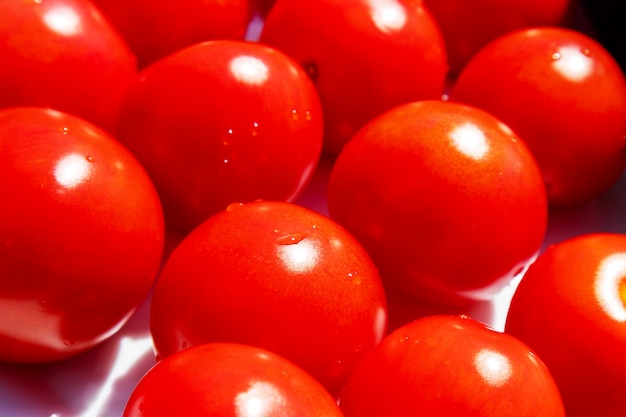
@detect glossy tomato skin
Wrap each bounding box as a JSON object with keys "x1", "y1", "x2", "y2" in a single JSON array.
[
  {"x1": 505, "y1": 233, "x2": 626, "y2": 417},
  {"x1": 90, "y1": 0, "x2": 250, "y2": 68},
  {"x1": 260, "y1": 0, "x2": 448, "y2": 156},
  {"x1": 150, "y1": 200, "x2": 387, "y2": 395},
  {"x1": 423, "y1": 0, "x2": 575, "y2": 76},
  {"x1": 338, "y1": 315, "x2": 565, "y2": 416},
  {"x1": 451, "y1": 27, "x2": 626, "y2": 207},
  {"x1": 123, "y1": 343, "x2": 345, "y2": 417},
  {"x1": 0, "y1": 107, "x2": 164, "y2": 364},
  {"x1": 0, "y1": 0, "x2": 137, "y2": 133},
  {"x1": 116, "y1": 40, "x2": 324, "y2": 236},
  {"x1": 327, "y1": 100, "x2": 547, "y2": 305}
]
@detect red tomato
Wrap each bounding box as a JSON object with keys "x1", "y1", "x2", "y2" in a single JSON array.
[
  {"x1": 327, "y1": 100, "x2": 547, "y2": 305},
  {"x1": 90, "y1": 0, "x2": 250, "y2": 68},
  {"x1": 338, "y1": 315, "x2": 565, "y2": 416},
  {"x1": 423, "y1": 0, "x2": 575, "y2": 76},
  {"x1": 115, "y1": 40, "x2": 324, "y2": 236},
  {"x1": 0, "y1": 0, "x2": 137, "y2": 133},
  {"x1": 0, "y1": 107, "x2": 164, "y2": 364},
  {"x1": 149, "y1": 200, "x2": 387, "y2": 395},
  {"x1": 260, "y1": 0, "x2": 448, "y2": 156},
  {"x1": 505, "y1": 233, "x2": 626, "y2": 417},
  {"x1": 450, "y1": 27, "x2": 626, "y2": 206},
  {"x1": 123, "y1": 343, "x2": 345, "y2": 417}
]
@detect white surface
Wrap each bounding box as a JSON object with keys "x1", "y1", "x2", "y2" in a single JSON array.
[{"x1": 2, "y1": 155, "x2": 626, "y2": 416}]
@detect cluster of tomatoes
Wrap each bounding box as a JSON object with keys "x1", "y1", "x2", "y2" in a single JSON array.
[{"x1": 1, "y1": 0, "x2": 625, "y2": 416}]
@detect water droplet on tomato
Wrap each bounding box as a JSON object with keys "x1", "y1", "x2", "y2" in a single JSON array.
[
  {"x1": 275, "y1": 232, "x2": 309, "y2": 245},
  {"x1": 551, "y1": 52, "x2": 561, "y2": 61},
  {"x1": 329, "y1": 359, "x2": 346, "y2": 377},
  {"x1": 62, "y1": 127, "x2": 69, "y2": 135},
  {"x1": 581, "y1": 48, "x2": 591, "y2": 56},
  {"x1": 304, "y1": 110, "x2": 312, "y2": 121},
  {"x1": 85, "y1": 155, "x2": 94, "y2": 163},
  {"x1": 226, "y1": 202, "x2": 245, "y2": 212},
  {"x1": 251, "y1": 121, "x2": 259, "y2": 136},
  {"x1": 347, "y1": 271, "x2": 362, "y2": 286},
  {"x1": 291, "y1": 109, "x2": 299, "y2": 121}
]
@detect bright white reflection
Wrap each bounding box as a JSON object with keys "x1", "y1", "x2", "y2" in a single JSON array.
[
  {"x1": 43, "y1": 6, "x2": 82, "y2": 36},
  {"x1": 235, "y1": 381, "x2": 286, "y2": 417},
  {"x1": 594, "y1": 253, "x2": 626, "y2": 322},
  {"x1": 54, "y1": 153, "x2": 93, "y2": 189},
  {"x1": 450, "y1": 123, "x2": 489, "y2": 160},
  {"x1": 80, "y1": 335, "x2": 153, "y2": 417},
  {"x1": 552, "y1": 46, "x2": 593, "y2": 82},
  {"x1": 474, "y1": 349, "x2": 512, "y2": 387},
  {"x1": 276, "y1": 236, "x2": 320, "y2": 274},
  {"x1": 230, "y1": 56, "x2": 269, "y2": 85},
  {"x1": 368, "y1": 0, "x2": 407, "y2": 34}
]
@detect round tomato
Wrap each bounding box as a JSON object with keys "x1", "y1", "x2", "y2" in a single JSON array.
[
  {"x1": 90, "y1": 0, "x2": 250, "y2": 68},
  {"x1": 123, "y1": 343, "x2": 345, "y2": 417},
  {"x1": 505, "y1": 233, "x2": 626, "y2": 417},
  {"x1": 260, "y1": 0, "x2": 448, "y2": 156},
  {"x1": 450, "y1": 27, "x2": 626, "y2": 207},
  {"x1": 423, "y1": 0, "x2": 575, "y2": 76},
  {"x1": 0, "y1": 107, "x2": 164, "y2": 364},
  {"x1": 327, "y1": 100, "x2": 547, "y2": 305},
  {"x1": 115, "y1": 39, "x2": 324, "y2": 236},
  {"x1": 149, "y1": 200, "x2": 387, "y2": 396},
  {"x1": 0, "y1": 0, "x2": 137, "y2": 133},
  {"x1": 338, "y1": 315, "x2": 565, "y2": 416}
]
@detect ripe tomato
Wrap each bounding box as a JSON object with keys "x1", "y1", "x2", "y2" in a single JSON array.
[
  {"x1": 149, "y1": 200, "x2": 387, "y2": 396},
  {"x1": 423, "y1": 0, "x2": 575, "y2": 76},
  {"x1": 0, "y1": 0, "x2": 137, "y2": 133},
  {"x1": 115, "y1": 40, "x2": 324, "y2": 236},
  {"x1": 123, "y1": 343, "x2": 345, "y2": 417},
  {"x1": 327, "y1": 100, "x2": 547, "y2": 305},
  {"x1": 0, "y1": 107, "x2": 164, "y2": 364},
  {"x1": 338, "y1": 315, "x2": 565, "y2": 416},
  {"x1": 505, "y1": 233, "x2": 626, "y2": 417},
  {"x1": 90, "y1": 0, "x2": 250, "y2": 68},
  {"x1": 260, "y1": 0, "x2": 448, "y2": 156},
  {"x1": 450, "y1": 27, "x2": 626, "y2": 207}
]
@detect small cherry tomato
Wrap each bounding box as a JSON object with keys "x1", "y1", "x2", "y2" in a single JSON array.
[
  {"x1": 90, "y1": 0, "x2": 251, "y2": 68},
  {"x1": 123, "y1": 343, "x2": 345, "y2": 417},
  {"x1": 0, "y1": 107, "x2": 164, "y2": 364},
  {"x1": 423, "y1": 0, "x2": 575, "y2": 76},
  {"x1": 338, "y1": 315, "x2": 565, "y2": 416},
  {"x1": 115, "y1": 40, "x2": 324, "y2": 236},
  {"x1": 327, "y1": 100, "x2": 547, "y2": 305},
  {"x1": 450, "y1": 27, "x2": 626, "y2": 206},
  {"x1": 260, "y1": 0, "x2": 448, "y2": 156},
  {"x1": 0, "y1": 0, "x2": 137, "y2": 132},
  {"x1": 149, "y1": 200, "x2": 387, "y2": 395},
  {"x1": 505, "y1": 233, "x2": 626, "y2": 417}
]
